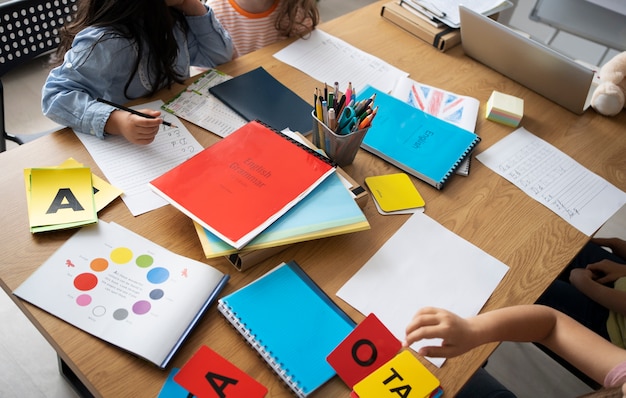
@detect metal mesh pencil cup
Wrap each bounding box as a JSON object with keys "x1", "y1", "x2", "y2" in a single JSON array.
[{"x1": 311, "y1": 110, "x2": 369, "y2": 167}]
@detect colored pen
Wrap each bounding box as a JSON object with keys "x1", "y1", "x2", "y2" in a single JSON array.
[
  {"x1": 96, "y1": 97, "x2": 177, "y2": 128},
  {"x1": 345, "y1": 82, "x2": 353, "y2": 105},
  {"x1": 358, "y1": 106, "x2": 378, "y2": 129},
  {"x1": 328, "y1": 108, "x2": 336, "y2": 131},
  {"x1": 315, "y1": 89, "x2": 324, "y2": 121}
]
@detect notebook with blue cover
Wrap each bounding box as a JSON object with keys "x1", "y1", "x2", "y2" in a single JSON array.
[
  {"x1": 217, "y1": 260, "x2": 355, "y2": 397},
  {"x1": 358, "y1": 85, "x2": 481, "y2": 189}
]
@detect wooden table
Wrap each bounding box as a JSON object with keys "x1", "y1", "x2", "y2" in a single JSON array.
[{"x1": 1, "y1": 1, "x2": 625, "y2": 396}]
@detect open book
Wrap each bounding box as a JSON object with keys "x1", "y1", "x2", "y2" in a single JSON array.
[{"x1": 13, "y1": 221, "x2": 229, "y2": 368}]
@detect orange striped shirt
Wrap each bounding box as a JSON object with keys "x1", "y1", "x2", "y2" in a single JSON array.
[{"x1": 207, "y1": 0, "x2": 312, "y2": 57}]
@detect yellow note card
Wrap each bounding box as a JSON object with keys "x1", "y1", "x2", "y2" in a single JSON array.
[
  {"x1": 365, "y1": 173, "x2": 425, "y2": 214},
  {"x1": 25, "y1": 158, "x2": 123, "y2": 214},
  {"x1": 57, "y1": 158, "x2": 123, "y2": 211},
  {"x1": 353, "y1": 350, "x2": 440, "y2": 398},
  {"x1": 28, "y1": 167, "x2": 97, "y2": 232}
]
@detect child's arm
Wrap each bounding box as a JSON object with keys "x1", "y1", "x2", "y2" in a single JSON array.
[
  {"x1": 593, "y1": 237, "x2": 626, "y2": 260},
  {"x1": 570, "y1": 262, "x2": 626, "y2": 315},
  {"x1": 404, "y1": 305, "x2": 626, "y2": 385}
]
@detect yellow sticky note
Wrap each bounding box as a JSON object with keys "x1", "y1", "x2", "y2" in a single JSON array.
[
  {"x1": 365, "y1": 173, "x2": 425, "y2": 214},
  {"x1": 58, "y1": 158, "x2": 123, "y2": 211},
  {"x1": 25, "y1": 158, "x2": 123, "y2": 214},
  {"x1": 28, "y1": 167, "x2": 97, "y2": 232},
  {"x1": 353, "y1": 350, "x2": 440, "y2": 398}
]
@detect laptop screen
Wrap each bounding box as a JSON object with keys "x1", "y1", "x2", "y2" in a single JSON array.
[{"x1": 459, "y1": 5, "x2": 594, "y2": 114}]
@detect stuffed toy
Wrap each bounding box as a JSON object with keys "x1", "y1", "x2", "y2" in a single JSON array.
[{"x1": 590, "y1": 51, "x2": 626, "y2": 116}]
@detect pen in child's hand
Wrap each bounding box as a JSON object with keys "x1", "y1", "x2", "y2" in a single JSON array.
[{"x1": 96, "y1": 97, "x2": 178, "y2": 128}]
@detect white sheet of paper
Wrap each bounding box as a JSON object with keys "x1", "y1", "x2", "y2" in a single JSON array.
[
  {"x1": 336, "y1": 212, "x2": 509, "y2": 367},
  {"x1": 273, "y1": 29, "x2": 409, "y2": 94},
  {"x1": 75, "y1": 100, "x2": 204, "y2": 216},
  {"x1": 476, "y1": 127, "x2": 626, "y2": 236}
]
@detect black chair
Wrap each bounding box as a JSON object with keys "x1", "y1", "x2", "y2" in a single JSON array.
[{"x1": 0, "y1": 0, "x2": 78, "y2": 152}]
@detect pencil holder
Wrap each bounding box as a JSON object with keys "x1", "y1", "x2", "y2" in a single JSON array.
[{"x1": 310, "y1": 110, "x2": 369, "y2": 167}]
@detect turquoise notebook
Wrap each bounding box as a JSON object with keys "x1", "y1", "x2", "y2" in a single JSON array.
[
  {"x1": 358, "y1": 85, "x2": 481, "y2": 189},
  {"x1": 196, "y1": 172, "x2": 370, "y2": 257},
  {"x1": 217, "y1": 261, "x2": 355, "y2": 397}
]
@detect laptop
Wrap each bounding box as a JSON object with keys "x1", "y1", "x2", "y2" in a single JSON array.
[{"x1": 459, "y1": 5, "x2": 595, "y2": 114}]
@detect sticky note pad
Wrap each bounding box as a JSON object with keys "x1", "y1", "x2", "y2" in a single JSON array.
[
  {"x1": 353, "y1": 350, "x2": 440, "y2": 398},
  {"x1": 365, "y1": 173, "x2": 425, "y2": 215},
  {"x1": 327, "y1": 313, "x2": 402, "y2": 388},
  {"x1": 486, "y1": 91, "x2": 524, "y2": 127}
]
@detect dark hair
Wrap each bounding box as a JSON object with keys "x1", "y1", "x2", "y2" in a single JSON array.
[{"x1": 52, "y1": 0, "x2": 189, "y2": 98}]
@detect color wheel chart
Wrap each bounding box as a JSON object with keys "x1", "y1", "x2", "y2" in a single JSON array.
[{"x1": 72, "y1": 245, "x2": 173, "y2": 321}]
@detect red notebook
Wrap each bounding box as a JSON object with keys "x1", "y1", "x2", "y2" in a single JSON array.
[{"x1": 150, "y1": 120, "x2": 335, "y2": 249}]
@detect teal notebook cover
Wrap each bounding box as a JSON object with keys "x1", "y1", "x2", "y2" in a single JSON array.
[
  {"x1": 200, "y1": 172, "x2": 369, "y2": 256},
  {"x1": 358, "y1": 85, "x2": 481, "y2": 189},
  {"x1": 217, "y1": 261, "x2": 355, "y2": 397}
]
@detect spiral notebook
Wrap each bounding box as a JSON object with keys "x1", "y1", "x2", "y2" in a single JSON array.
[
  {"x1": 358, "y1": 85, "x2": 481, "y2": 189},
  {"x1": 150, "y1": 120, "x2": 336, "y2": 249},
  {"x1": 217, "y1": 261, "x2": 355, "y2": 397}
]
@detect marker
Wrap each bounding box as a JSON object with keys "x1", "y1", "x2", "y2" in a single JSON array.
[{"x1": 96, "y1": 97, "x2": 178, "y2": 128}]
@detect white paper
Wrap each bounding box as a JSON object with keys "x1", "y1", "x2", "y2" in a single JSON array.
[
  {"x1": 336, "y1": 212, "x2": 509, "y2": 367},
  {"x1": 273, "y1": 29, "x2": 409, "y2": 94},
  {"x1": 476, "y1": 127, "x2": 626, "y2": 236},
  {"x1": 75, "y1": 100, "x2": 204, "y2": 216},
  {"x1": 429, "y1": 0, "x2": 513, "y2": 28}
]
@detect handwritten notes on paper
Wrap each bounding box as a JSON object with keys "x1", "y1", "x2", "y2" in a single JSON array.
[
  {"x1": 476, "y1": 127, "x2": 626, "y2": 236},
  {"x1": 273, "y1": 29, "x2": 409, "y2": 94},
  {"x1": 162, "y1": 69, "x2": 247, "y2": 138},
  {"x1": 75, "y1": 100, "x2": 204, "y2": 216}
]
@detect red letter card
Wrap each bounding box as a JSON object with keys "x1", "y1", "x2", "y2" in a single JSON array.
[
  {"x1": 174, "y1": 345, "x2": 267, "y2": 398},
  {"x1": 326, "y1": 313, "x2": 402, "y2": 387}
]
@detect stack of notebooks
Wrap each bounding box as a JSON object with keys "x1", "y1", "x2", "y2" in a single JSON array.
[
  {"x1": 381, "y1": 0, "x2": 513, "y2": 52},
  {"x1": 149, "y1": 120, "x2": 370, "y2": 270},
  {"x1": 381, "y1": 1, "x2": 461, "y2": 52}
]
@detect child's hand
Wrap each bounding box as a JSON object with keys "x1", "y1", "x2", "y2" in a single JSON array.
[
  {"x1": 586, "y1": 259, "x2": 626, "y2": 284},
  {"x1": 166, "y1": 0, "x2": 206, "y2": 16},
  {"x1": 404, "y1": 307, "x2": 478, "y2": 358},
  {"x1": 104, "y1": 109, "x2": 162, "y2": 145}
]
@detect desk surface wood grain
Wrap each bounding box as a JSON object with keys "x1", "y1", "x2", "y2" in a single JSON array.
[{"x1": 1, "y1": 1, "x2": 625, "y2": 396}]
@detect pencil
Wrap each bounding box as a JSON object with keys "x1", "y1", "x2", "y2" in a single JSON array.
[{"x1": 96, "y1": 97, "x2": 178, "y2": 128}]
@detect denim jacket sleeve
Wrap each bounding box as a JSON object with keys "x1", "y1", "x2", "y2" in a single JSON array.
[
  {"x1": 186, "y1": 5, "x2": 234, "y2": 67},
  {"x1": 42, "y1": 28, "x2": 144, "y2": 138},
  {"x1": 42, "y1": 6, "x2": 233, "y2": 139}
]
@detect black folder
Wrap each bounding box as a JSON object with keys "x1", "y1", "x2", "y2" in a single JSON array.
[{"x1": 209, "y1": 66, "x2": 314, "y2": 135}]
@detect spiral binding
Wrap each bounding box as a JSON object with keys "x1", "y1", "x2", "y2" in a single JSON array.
[
  {"x1": 217, "y1": 300, "x2": 307, "y2": 397},
  {"x1": 253, "y1": 119, "x2": 337, "y2": 168},
  {"x1": 441, "y1": 135, "x2": 481, "y2": 187}
]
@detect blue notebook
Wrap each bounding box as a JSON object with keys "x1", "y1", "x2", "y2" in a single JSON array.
[
  {"x1": 217, "y1": 261, "x2": 355, "y2": 397},
  {"x1": 358, "y1": 85, "x2": 481, "y2": 189}
]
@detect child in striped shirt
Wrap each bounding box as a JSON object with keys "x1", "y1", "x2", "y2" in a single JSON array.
[{"x1": 206, "y1": 0, "x2": 318, "y2": 57}]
